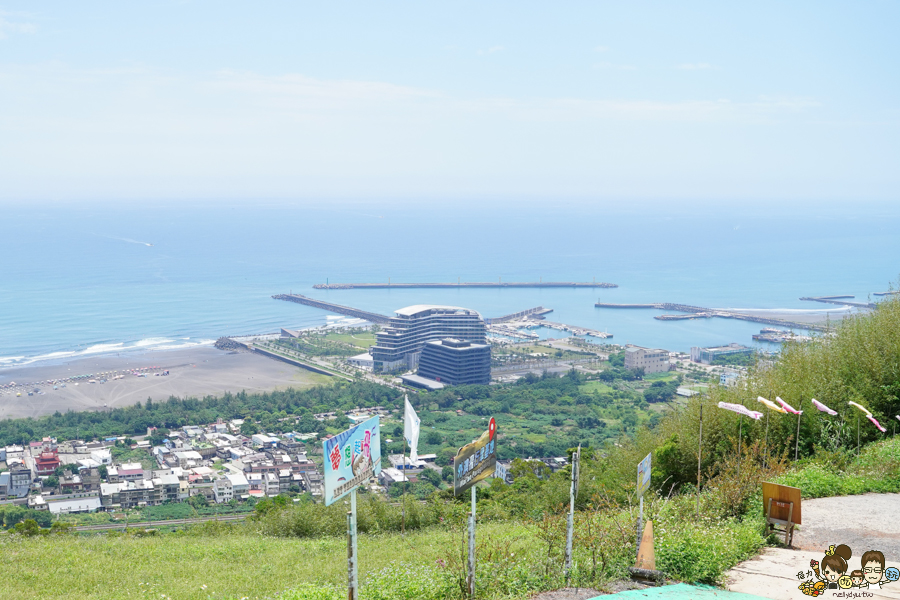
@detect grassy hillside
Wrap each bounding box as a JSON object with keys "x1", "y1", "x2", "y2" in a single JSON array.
[
  {"x1": 7, "y1": 436, "x2": 896, "y2": 599},
  {"x1": 0, "y1": 508, "x2": 766, "y2": 600}
]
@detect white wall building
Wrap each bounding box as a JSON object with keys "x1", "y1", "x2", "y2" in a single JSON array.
[
  {"x1": 213, "y1": 477, "x2": 233, "y2": 503},
  {"x1": 624, "y1": 347, "x2": 670, "y2": 374},
  {"x1": 226, "y1": 473, "x2": 250, "y2": 498},
  {"x1": 90, "y1": 449, "x2": 112, "y2": 465}
]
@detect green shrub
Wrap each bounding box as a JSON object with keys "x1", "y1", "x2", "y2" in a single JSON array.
[
  {"x1": 363, "y1": 564, "x2": 455, "y2": 600},
  {"x1": 281, "y1": 583, "x2": 343, "y2": 600}
]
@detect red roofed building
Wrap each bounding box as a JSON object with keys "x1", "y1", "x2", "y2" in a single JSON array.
[{"x1": 35, "y1": 448, "x2": 60, "y2": 476}]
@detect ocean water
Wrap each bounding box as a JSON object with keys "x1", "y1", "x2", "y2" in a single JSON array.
[{"x1": 1, "y1": 199, "x2": 898, "y2": 370}]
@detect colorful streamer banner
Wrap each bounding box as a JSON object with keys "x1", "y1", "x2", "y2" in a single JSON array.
[
  {"x1": 776, "y1": 396, "x2": 802, "y2": 415},
  {"x1": 811, "y1": 398, "x2": 838, "y2": 416},
  {"x1": 718, "y1": 402, "x2": 763, "y2": 420},
  {"x1": 867, "y1": 415, "x2": 887, "y2": 433},
  {"x1": 848, "y1": 401, "x2": 872, "y2": 416},
  {"x1": 757, "y1": 396, "x2": 787, "y2": 413}
]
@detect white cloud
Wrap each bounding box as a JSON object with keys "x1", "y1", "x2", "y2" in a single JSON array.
[
  {"x1": 676, "y1": 63, "x2": 714, "y2": 71},
  {"x1": 0, "y1": 63, "x2": 841, "y2": 200},
  {"x1": 477, "y1": 45, "x2": 505, "y2": 55},
  {"x1": 593, "y1": 62, "x2": 636, "y2": 71},
  {"x1": 0, "y1": 11, "x2": 36, "y2": 40}
]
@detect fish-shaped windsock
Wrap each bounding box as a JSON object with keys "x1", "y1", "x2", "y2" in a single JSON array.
[
  {"x1": 718, "y1": 402, "x2": 763, "y2": 420},
  {"x1": 848, "y1": 401, "x2": 872, "y2": 416},
  {"x1": 811, "y1": 398, "x2": 838, "y2": 415},
  {"x1": 757, "y1": 396, "x2": 787, "y2": 413},
  {"x1": 867, "y1": 415, "x2": 887, "y2": 433},
  {"x1": 776, "y1": 396, "x2": 802, "y2": 415}
]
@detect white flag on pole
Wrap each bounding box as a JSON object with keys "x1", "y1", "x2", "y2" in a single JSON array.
[{"x1": 404, "y1": 395, "x2": 421, "y2": 463}]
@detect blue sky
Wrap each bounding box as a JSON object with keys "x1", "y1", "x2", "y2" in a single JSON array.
[{"x1": 1, "y1": 2, "x2": 898, "y2": 201}]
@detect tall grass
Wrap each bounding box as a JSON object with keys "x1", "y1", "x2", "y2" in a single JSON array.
[{"x1": 602, "y1": 296, "x2": 900, "y2": 497}]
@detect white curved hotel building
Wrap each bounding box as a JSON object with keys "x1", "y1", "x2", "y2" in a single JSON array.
[{"x1": 371, "y1": 305, "x2": 487, "y2": 372}]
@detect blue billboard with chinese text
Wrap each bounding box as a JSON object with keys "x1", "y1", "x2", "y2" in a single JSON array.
[{"x1": 322, "y1": 415, "x2": 382, "y2": 506}]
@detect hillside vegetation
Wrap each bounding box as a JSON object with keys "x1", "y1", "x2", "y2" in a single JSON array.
[{"x1": 4, "y1": 297, "x2": 900, "y2": 599}]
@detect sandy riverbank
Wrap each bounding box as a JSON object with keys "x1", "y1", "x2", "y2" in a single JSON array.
[{"x1": 0, "y1": 347, "x2": 332, "y2": 420}]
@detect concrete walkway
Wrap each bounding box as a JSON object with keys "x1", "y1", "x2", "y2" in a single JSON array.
[
  {"x1": 591, "y1": 583, "x2": 772, "y2": 599},
  {"x1": 724, "y1": 493, "x2": 900, "y2": 600},
  {"x1": 726, "y1": 548, "x2": 900, "y2": 599}
]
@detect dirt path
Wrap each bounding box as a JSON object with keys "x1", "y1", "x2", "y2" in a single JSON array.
[{"x1": 725, "y1": 493, "x2": 900, "y2": 599}]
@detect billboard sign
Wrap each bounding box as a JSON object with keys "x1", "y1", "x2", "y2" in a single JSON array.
[
  {"x1": 323, "y1": 415, "x2": 382, "y2": 506},
  {"x1": 454, "y1": 417, "x2": 497, "y2": 496},
  {"x1": 636, "y1": 452, "x2": 651, "y2": 498}
]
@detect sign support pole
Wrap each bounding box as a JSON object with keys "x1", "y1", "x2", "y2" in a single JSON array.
[
  {"x1": 468, "y1": 486, "x2": 476, "y2": 598},
  {"x1": 347, "y1": 488, "x2": 359, "y2": 600},
  {"x1": 764, "y1": 410, "x2": 769, "y2": 469},
  {"x1": 795, "y1": 397, "x2": 802, "y2": 461},
  {"x1": 696, "y1": 402, "x2": 703, "y2": 518},
  {"x1": 737, "y1": 413, "x2": 743, "y2": 479},
  {"x1": 636, "y1": 495, "x2": 643, "y2": 560},
  {"x1": 565, "y1": 445, "x2": 580, "y2": 583}
]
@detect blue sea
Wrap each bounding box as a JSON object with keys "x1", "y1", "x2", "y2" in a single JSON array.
[{"x1": 1, "y1": 199, "x2": 898, "y2": 371}]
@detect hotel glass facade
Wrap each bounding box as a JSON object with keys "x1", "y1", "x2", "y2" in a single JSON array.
[
  {"x1": 371, "y1": 305, "x2": 486, "y2": 372},
  {"x1": 417, "y1": 338, "x2": 491, "y2": 386}
]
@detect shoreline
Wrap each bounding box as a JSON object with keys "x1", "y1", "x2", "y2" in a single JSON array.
[{"x1": 0, "y1": 346, "x2": 331, "y2": 420}]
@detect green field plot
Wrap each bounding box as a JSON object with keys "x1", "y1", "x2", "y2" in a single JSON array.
[{"x1": 578, "y1": 380, "x2": 614, "y2": 394}]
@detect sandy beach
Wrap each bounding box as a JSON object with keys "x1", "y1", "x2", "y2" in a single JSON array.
[{"x1": 0, "y1": 347, "x2": 331, "y2": 420}]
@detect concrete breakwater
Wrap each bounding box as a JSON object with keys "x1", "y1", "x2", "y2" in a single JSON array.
[
  {"x1": 799, "y1": 296, "x2": 876, "y2": 309},
  {"x1": 484, "y1": 306, "x2": 553, "y2": 325},
  {"x1": 313, "y1": 280, "x2": 617, "y2": 290},
  {"x1": 595, "y1": 301, "x2": 831, "y2": 332},
  {"x1": 533, "y1": 319, "x2": 613, "y2": 338},
  {"x1": 272, "y1": 294, "x2": 392, "y2": 325}
]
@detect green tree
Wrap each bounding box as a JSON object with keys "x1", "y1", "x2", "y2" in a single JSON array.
[
  {"x1": 419, "y1": 468, "x2": 441, "y2": 488},
  {"x1": 187, "y1": 493, "x2": 209, "y2": 509},
  {"x1": 12, "y1": 519, "x2": 46, "y2": 537},
  {"x1": 510, "y1": 458, "x2": 551, "y2": 480}
]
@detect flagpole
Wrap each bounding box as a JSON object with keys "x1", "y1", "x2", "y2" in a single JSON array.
[
  {"x1": 737, "y1": 413, "x2": 743, "y2": 479},
  {"x1": 795, "y1": 397, "x2": 802, "y2": 461},
  {"x1": 402, "y1": 431, "x2": 407, "y2": 536}
]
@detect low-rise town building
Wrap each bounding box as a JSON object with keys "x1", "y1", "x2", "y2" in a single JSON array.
[{"x1": 624, "y1": 346, "x2": 671, "y2": 374}]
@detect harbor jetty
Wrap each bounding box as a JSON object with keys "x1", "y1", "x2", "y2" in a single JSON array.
[
  {"x1": 753, "y1": 328, "x2": 813, "y2": 343},
  {"x1": 532, "y1": 319, "x2": 612, "y2": 338},
  {"x1": 595, "y1": 301, "x2": 830, "y2": 332},
  {"x1": 799, "y1": 296, "x2": 877, "y2": 309},
  {"x1": 484, "y1": 306, "x2": 552, "y2": 325},
  {"x1": 313, "y1": 279, "x2": 617, "y2": 290},
  {"x1": 272, "y1": 294, "x2": 392, "y2": 325}
]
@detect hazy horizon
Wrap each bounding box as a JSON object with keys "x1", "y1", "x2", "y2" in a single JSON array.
[{"x1": 1, "y1": 2, "x2": 898, "y2": 202}]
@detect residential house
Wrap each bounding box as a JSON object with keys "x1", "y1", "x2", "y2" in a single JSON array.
[{"x1": 117, "y1": 463, "x2": 145, "y2": 482}]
